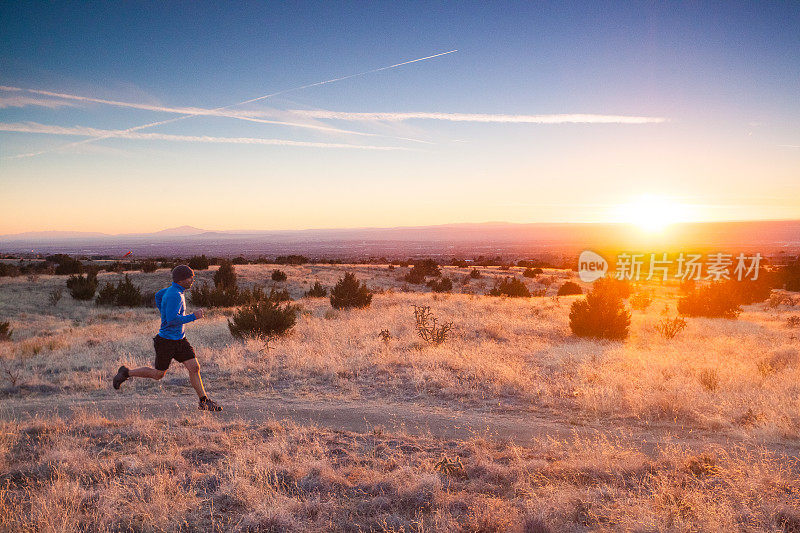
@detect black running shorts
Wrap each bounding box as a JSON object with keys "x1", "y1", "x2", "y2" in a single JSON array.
[{"x1": 153, "y1": 335, "x2": 196, "y2": 371}]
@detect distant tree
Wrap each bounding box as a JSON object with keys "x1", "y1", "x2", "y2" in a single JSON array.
[
  {"x1": 275, "y1": 255, "x2": 308, "y2": 265},
  {"x1": 271, "y1": 269, "x2": 287, "y2": 282},
  {"x1": 55, "y1": 257, "x2": 83, "y2": 275},
  {"x1": 783, "y1": 260, "x2": 800, "y2": 292},
  {"x1": 214, "y1": 260, "x2": 237, "y2": 289},
  {"x1": 140, "y1": 260, "x2": 158, "y2": 273},
  {"x1": 187, "y1": 255, "x2": 210, "y2": 270}
]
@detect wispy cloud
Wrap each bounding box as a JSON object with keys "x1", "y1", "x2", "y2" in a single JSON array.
[
  {"x1": 0, "y1": 121, "x2": 409, "y2": 159},
  {"x1": 0, "y1": 95, "x2": 79, "y2": 109},
  {"x1": 0, "y1": 85, "x2": 388, "y2": 138},
  {"x1": 287, "y1": 110, "x2": 668, "y2": 124}
]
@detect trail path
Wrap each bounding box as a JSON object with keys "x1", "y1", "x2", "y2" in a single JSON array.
[{"x1": 3, "y1": 392, "x2": 799, "y2": 461}]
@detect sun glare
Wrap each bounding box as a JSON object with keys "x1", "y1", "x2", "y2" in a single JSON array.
[{"x1": 617, "y1": 194, "x2": 687, "y2": 233}]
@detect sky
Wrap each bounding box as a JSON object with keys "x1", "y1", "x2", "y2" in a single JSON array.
[{"x1": 1, "y1": 1, "x2": 798, "y2": 234}]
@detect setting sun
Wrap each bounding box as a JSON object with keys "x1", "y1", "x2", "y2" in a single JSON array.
[{"x1": 616, "y1": 194, "x2": 691, "y2": 233}]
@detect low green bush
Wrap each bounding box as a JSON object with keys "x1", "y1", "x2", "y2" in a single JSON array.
[
  {"x1": 228, "y1": 300, "x2": 299, "y2": 340},
  {"x1": 330, "y1": 272, "x2": 373, "y2": 309},
  {"x1": 66, "y1": 272, "x2": 98, "y2": 300}
]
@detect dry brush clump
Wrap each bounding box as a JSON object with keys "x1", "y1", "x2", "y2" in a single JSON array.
[
  {"x1": 654, "y1": 316, "x2": 688, "y2": 339},
  {"x1": 413, "y1": 305, "x2": 453, "y2": 345}
]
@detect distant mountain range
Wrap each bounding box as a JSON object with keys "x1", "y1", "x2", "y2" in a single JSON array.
[{"x1": 1, "y1": 220, "x2": 799, "y2": 259}]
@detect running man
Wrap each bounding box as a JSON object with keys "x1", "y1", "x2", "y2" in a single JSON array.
[{"x1": 113, "y1": 264, "x2": 222, "y2": 411}]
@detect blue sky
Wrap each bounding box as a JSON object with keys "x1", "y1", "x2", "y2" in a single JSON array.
[{"x1": 1, "y1": 1, "x2": 798, "y2": 233}]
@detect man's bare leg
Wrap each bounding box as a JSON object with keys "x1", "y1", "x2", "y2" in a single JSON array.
[
  {"x1": 129, "y1": 367, "x2": 166, "y2": 380},
  {"x1": 183, "y1": 358, "x2": 207, "y2": 399}
]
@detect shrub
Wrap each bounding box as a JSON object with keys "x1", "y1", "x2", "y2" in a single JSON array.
[
  {"x1": 782, "y1": 260, "x2": 800, "y2": 292},
  {"x1": 214, "y1": 260, "x2": 237, "y2": 289},
  {"x1": 655, "y1": 317, "x2": 687, "y2": 339},
  {"x1": 140, "y1": 260, "x2": 158, "y2": 273},
  {"x1": 264, "y1": 286, "x2": 291, "y2": 302},
  {"x1": 767, "y1": 292, "x2": 798, "y2": 308},
  {"x1": 678, "y1": 283, "x2": 742, "y2": 319},
  {"x1": 304, "y1": 281, "x2": 327, "y2": 298},
  {"x1": 96, "y1": 275, "x2": 143, "y2": 307},
  {"x1": 190, "y1": 282, "x2": 242, "y2": 307},
  {"x1": 569, "y1": 281, "x2": 631, "y2": 340},
  {"x1": 275, "y1": 255, "x2": 308, "y2": 265},
  {"x1": 404, "y1": 259, "x2": 440, "y2": 283},
  {"x1": 106, "y1": 261, "x2": 125, "y2": 273},
  {"x1": 187, "y1": 255, "x2": 210, "y2": 270},
  {"x1": 330, "y1": 272, "x2": 373, "y2": 309},
  {"x1": 0, "y1": 321, "x2": 11, "y2": 342},
  {"x1": 522, "y1": 268, "x2": 538, "y2": 278},
  {"x1": 54, "y1": 257, "x2": 83, "y2": 275},
  {"x1": 271, "y1": 269, "x2": 287, "y2": 282},
  {"x1": 469, "y1": 268, "x2": 482, "y2": 279},
  {"x1": 403, "y1": 268, "x2": 427, "y2": 284},
  {"x1": 0, "y1": 263, "x2": 21, "y2": 277},
  {"x1": 228, "y1": 300, "x2": 299, "y2": 341},
  {"x1": 723, "y1": 277, "x2": 774, "y2": 305},
  {"x1": 557, "y1": 281, "x2": 582, "y2": 296},
  {"x1": 489, "y1": 277, "x2": 530, "y2": 297},
  {"x1": 427, "y1": 277, "x2": 453, "y2": 293},
  {"x1": 231, "y1": 256, "x2": 248, "y2": 265},
  {"x1": 413, "y1": 259, "x2": 441, "y2": 277},
  {"x1": 66, "y1": 272, "x2": 98, "y2": 300},
  {"x1": 679, "y1": 278, "x2": 696, "y2": 294},
  {"x1": 630, "y1": 292, "x2": 653, "y2": 311},
  {"x1": 601, "y1": 276, "x2": 632, "y2": 299},
  {"x1": 786, "y1": 315, "x2": 800, "y2": 328}
]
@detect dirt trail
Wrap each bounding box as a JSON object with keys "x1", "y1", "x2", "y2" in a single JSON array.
[{"x1": 3, "y1": 392, "x2": 799, "y2": 461}]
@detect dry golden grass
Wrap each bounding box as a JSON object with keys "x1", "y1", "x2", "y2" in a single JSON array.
[
  {"x1": 1, "y1": 411, "x2": 799, "y2": 532},
  {"x1": 2, "y1": 265, "x2": 799, "y2": 439},
  {"x1": 2, "y1": 264, "x2": 800, "y2": 530}
]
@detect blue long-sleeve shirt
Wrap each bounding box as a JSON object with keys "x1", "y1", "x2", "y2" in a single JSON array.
[{"x1": 154, "y1": 282, "x2": 196, "y2": 340}]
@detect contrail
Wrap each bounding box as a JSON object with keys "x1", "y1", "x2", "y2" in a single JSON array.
[
  {"x1": 0, "y1": 121, "x2": 409, "y2": 159},
  {"x1": 287, "y1": 110, "x2": 667, "y2": 124},
  {"x1": 0, "y1": 84, "x2": 417, "y2": 139},
  {"x1": 6, "y1": 50, "x2": 456, "y2": 159}
]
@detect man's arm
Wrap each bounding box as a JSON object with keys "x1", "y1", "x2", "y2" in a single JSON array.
[
  {"x1": 154, "y1": 287, "x2": 166, "y2": 310},
  {"x1": 162, "y1": 291, "x2": 196, "y2": 327}
]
